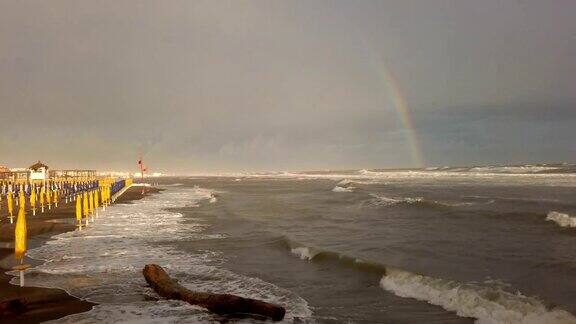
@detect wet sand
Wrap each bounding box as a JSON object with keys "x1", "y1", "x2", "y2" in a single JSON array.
[{"x1": 0, "y1": 185, "x2": 161, "y2": 323}]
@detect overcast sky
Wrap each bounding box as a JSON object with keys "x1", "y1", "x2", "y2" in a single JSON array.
[{"x1": 1, "y1": 0, "x2": 574, "y2": 173}]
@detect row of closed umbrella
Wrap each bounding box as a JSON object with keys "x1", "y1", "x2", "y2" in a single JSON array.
[
  {"x1": 1, "y1": 178, "x2": 104, "y2": 221},
  {"x1": 74, "y1": 184, "x2": 113, "y2": 230},
  {"x1": 8, "y1": 177, "x2": 131, "y2": 286}
]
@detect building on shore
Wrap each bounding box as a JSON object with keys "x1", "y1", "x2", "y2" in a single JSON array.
[
  {"x1": 0, "y1": 161, "x2": 97, "y2": 181},
  {"x1": 29, "y1": 160, "x2": 49, "y2": 181},
  {"x1": 0, "y1": 165, "x2": 10, "y2": 180}
]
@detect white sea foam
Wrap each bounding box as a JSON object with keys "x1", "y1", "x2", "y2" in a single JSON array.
[
  {"x1": 51, "y1": 301, "x2": 217, "y2": 324},
  {"x1": 359, "y1": 169, "x2": 377, "y2": 176},
  {"x1": 332, "y1": 186, "x2": 353, "y2": 193},
  {"x1": 546, "y1": 212, "x2": 576, "y2": 228},
  {"x1": 189, "y1": 167, "x2": 576, "y2": 188},
  {"x1": 337, "y1": 179, "x2": 353, "y2": 186},
  {"x1": 468, "y1": 166, "x2": 560, "y2": 174},
  {"x1": 290, "y1": 247, "x2": 319, "y2": 261},
  {"x1": 367, "y1": 194, "x2": 474, "y2": 208},
  {"x1": 22, "y1": 186, "x2": 311, "y2": 323},
  {"x1": 368, "y1": 193, "x2": 423, "y2": 206},
  {"x1": 380, "y1": 268, "x2": 576, "y2": 324}
]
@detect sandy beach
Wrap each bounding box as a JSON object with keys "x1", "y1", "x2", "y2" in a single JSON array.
[{"x1": 0, "y1": 185, "x2": 160, "y2": 323}]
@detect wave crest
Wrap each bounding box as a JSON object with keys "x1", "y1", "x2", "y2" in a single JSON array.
[
  {"x1": 546, "y1": 211, "x2": 576, "y2": 228},
  {"x1": 381, "y1": 268, "x2": 576, "y2": 324},
  {"x1": 337, "y1": 179, "x2": 354, "y2": 186},
  {"x1": 332, "y1": 186, "x2": 353, "y2": 193},
  {"x1": 367, "y1": 194, "x2": 428, "y2": 207},
  {"x1": 284, "y1": 240, "x2": 576, "y2": 324},
  {"x1": 290, "y1": 247, "x2": 320, "y2": 261},
  {"x1": 366, "y1": 193, "x2": 474, "y2": 209}
]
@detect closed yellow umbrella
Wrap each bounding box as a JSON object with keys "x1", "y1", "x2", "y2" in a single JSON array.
[
  {"x1": 89, "y1": 190, "x2": 94, "y2": 221},
  {"x1": 13, "y1": 206, "x2": 30, "y2": 287},
  {"x1": 94, "y1": 190, "x2": 99, "y2": 218},
  {"x1": 40, "y1": 187, "x2": 45, "y2": 213},
  {"x1": 75, "y1": 194, "x2": 83, "y2": 230},
  {"x1": 7, "y1": 191, "x2": 14, "y2": 223},
  {"x1": 18, "y1": 187, "x2": 25, "y2": 211},
  {"x1": 46, "y1": 187, "x2": 52, "y2": 210},
  {"x1": 53, "y1": 189, "x2": 59, "y2": 207},
  {"x1": 82, "y1": 192, "x2": 88, "y2": 216},
  {"x1": 30, "y1": 187, "x2": 36, "y2": 216},
  {"x1": 100, "y1": 187, "x2": 106, "y2": 211},
  {"x1": 82, "y1": 192, "x2": 89, "y2": 225},
  {"x1": 14, "y1": 206, "x2": 27, "y2": 260}
]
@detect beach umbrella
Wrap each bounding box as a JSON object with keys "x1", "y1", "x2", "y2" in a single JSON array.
[
  {"x1": 7, "y1": 191, "x2": 14, "y2": 223},
  {"x1": 14, "y1": 206, "x2": 27, "y2": 260},
  {"x1": 39, "y1": 187, "x2": 45, "y2": 213},
  {"x1": 46, "y1": 187, "x2": 52, "y2": 210},
  {"x1": 101, "y1": 187, "x2": 106, "y2": 211},
  {"x1": 83, "y1": 192, "x2": 89, "y2": 225},
  {"x1": 75, "y1": 194, "x2": 83, "y2": 230},
  {"x1": 13, "y1": 206, "x2": 30, "y2": 287},
  {"x1": 89, "y1": 190, "x2": 94, "y2": 222},
  {"x1": 30, "y1": 186, "x2": 37, "y2": 216},
  {"x1": 94, "y1": 189, "x2": 99, "y2": 218},
  {"x1": 53, "y1": 188, "x2": 59, "y2": 207},
  {"x1": 18, "y1": 187, "x2": 25, "y2": 211}
]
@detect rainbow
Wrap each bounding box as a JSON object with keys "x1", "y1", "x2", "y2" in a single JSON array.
[
  {"x1": 383, "y1": 64, "x2": 426, "y2": 168},
  {"x1": 380, "y1": 65, "x2": 425, "y2": 168},
  {"x1": 327, "y1": 16, "x2": 426, "y2": 169}
]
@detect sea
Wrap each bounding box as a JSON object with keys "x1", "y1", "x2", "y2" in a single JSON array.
[{"x1": 17, "y1": 163, "x2": 576, "y2": 323}]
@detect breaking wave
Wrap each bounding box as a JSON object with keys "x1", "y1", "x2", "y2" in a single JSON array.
[
  {"x1": 284, "y1": 240, "x2": 386, "y2": 274},
  {"x1": 359, "y1": 169, "x2": 382, "y2": 176},
  {"x1": 546, "y1": 211, "x2": 576, "y2": 228},
  {"x1": 368, "y1": 193, "x2": 421, "y2": 206},
  {"x1": 366, "y1": 193, "x2": 471, "y2": 208},
  {"x1": 290, "y1": 247, "x2": 319, "y2": 261},
  {"x1": 336, "y1": 179, "x2": 353, "y2": 186},
  {"x1": 332, "y1": 186, "x2": 353, "y2": 193},
  {"x1": 467, "y1": 165, "x2": 561, "y2": 174},
  {"x1": 285, "y1": 241, "x2": 576, "y2": 324},
  {"x1": 381, "y1": 268, "x2": 576, "y2": 324}
]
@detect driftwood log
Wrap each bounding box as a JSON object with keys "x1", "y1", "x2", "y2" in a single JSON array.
[{"x1": 143, "y1": 264, "x2": 286, "y2": 321}]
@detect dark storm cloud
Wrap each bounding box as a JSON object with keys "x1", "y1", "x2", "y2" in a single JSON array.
[
  {"x1": 0, "y1": 1, "x2": 574, "y2": 172},
  {"x1": 412, "y1": 105, "x2": 576, "y2": 166}
]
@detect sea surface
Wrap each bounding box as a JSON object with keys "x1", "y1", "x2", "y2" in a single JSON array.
[{"x1": 19, "y1": 164, "x2": 576, "y2": 323}]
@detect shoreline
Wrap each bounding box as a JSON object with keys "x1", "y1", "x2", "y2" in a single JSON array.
[{"x1": 0, "y1": 185, "x2": 161, "y2": 323}]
